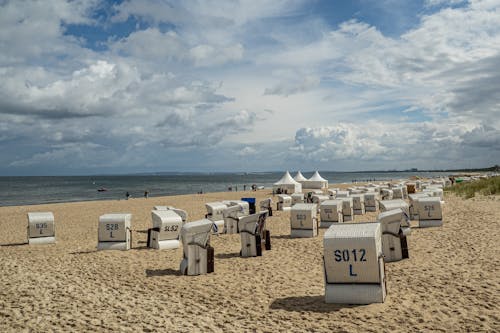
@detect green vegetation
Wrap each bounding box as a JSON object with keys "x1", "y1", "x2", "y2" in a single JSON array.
[{"x1": 446, "y1": 176, "x2": 500, "y2": 199}]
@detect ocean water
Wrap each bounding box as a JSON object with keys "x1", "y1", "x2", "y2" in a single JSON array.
[{"x1": 0, "y1": 171, "x2": 452, "y2": 207}]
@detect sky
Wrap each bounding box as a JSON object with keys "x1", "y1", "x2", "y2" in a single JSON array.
[{"x1": 0, "y1": 0, "x2": 499, "y2": 175}]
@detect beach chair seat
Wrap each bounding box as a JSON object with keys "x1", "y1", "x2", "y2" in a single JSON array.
[
  {"x1": 377, "y1": 209, "x2": 411, "y2": 262},
  {"x1": 27, "y1": 212, "x2": 56, "y2": 245},
  {"x1": 179, "y1": 219, "x2": 214, "y2": 275},
  {"x1": 238, "y1": 211, "x2": 271, "y2": 257}
]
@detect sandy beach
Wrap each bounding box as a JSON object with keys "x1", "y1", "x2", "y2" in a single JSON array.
[{"x1": 0, "y1": 188, "x2": 498, "y2": 332}]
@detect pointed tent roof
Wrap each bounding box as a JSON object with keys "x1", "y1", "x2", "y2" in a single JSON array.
[
  {"x1": 294, "y1": 171, "x2": 308, "y2": 182},
  {"x1": 274, "y1": 171, "x2": 300, "y2": 185},
  {"x1": 309, "y1": 171, "x2": 327, "y2": 182}
]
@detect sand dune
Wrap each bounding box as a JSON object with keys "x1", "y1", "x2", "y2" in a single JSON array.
[{"x1": 0, "y1": 189, "x2": 498, "y2": 332}]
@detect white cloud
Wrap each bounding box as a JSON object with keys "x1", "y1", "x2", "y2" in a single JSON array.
[{"x1": 0, "y1": 0, "x2": 499, "y2": 174}]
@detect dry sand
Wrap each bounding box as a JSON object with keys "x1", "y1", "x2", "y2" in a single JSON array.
[{"x1": 0, "y1": 189, "x2": 499, "y2": 332}]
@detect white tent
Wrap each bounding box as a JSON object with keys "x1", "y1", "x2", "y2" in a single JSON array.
[
  {"x1": 273, "y1": 171, "x2": 302, "y2": 194},
  {"x1": 294, "y1": 171, "x2": 308, "y2": 183},
  {"x1": 303, "y1": 171, "x2": 328, "y2": 189}
]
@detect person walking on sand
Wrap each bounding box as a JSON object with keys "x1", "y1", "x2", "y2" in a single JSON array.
[
  {"x1": 144, "y1": 191, "x2": 149, "y2": 199},
  {"x1": 126, "y1": 191, "x2": 130, "y2": 200}
]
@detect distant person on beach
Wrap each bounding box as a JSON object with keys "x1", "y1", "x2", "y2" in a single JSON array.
[
  {"x1": 125, "y1": 192, "x2": 130, "y2": 200},
  {"x1": 144, "y1": 191, "x2": 149, "y2": 199},
  {"x1": 243, "y1": 184, "x2": 247, "y2": 191}
]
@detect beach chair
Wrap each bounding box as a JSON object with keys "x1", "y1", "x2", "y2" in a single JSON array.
[
  {"x1": 277, "y1": 194, "x2": 292, "y2": 211},
  {"x1": 97, "y1": 213, "x2": 132, "y2": 251},
  {"x1": 238, "y1": 211, "x2": 271, "y2": 257},
  {"x1": 408, "y1": 193, "x2": 430, "y2": 220},
  {"x1": 27, "y1": 212, "x2": 56, "y2": 245},
  {"x1": 312, "y1": 194, "x2": 330, "y2": 213},
  {"x1": 352, "y1": 194, "x2": 366, "y2": 215},
  {"x1": 380, "y1": 189, "x2": 393, "y2": 200},
  {"x1": 259, "y1": 198, "x2": 273, "y2": 216},
  {"x1": 290, "y1": 203, "x2": 318, "y2": 238},
  {"x1": 223, "y1": 204, "x2": 247, "y2": 234},
  {"x1": 416, "y1": 197, "x2": 443, "y2": 227},
  {"x1": 153, "y1": 206, "x2": 188, "y2": 223},
  {"x1": 147, "y1": 210, "x2": 183, "y2": 250},
  {"x1": 223, "y1": 200, "x2": 250, "y2": 216},
  {"x1": 341, "y1": 197, "x2": 354, "y2": 222},
  {"x1": 364, "y1": 193, "x2": 379, "y2": 212},
  {"x1": 335, "y1": 190, "x2": 349, "y2": 198},
  {"x1": 179, "y1": 219, "x2": 215, "y2": 275},
  {"x1": 379, "y1": 199, "x2": 409, "y2": 217},
  {"x1": 291, "y1": 193, "x2": 305, "y2": 205},
  {"x1": 377, "y1": 209, "x2": 411, "y2": 262},
  {"x1": 323, "y1": 222, "x2": 386, "y2": 304},
  {"x1": 319, "y1": 200, "x2": 343, "y2": 228},
  {"x1": 205, "y1": 202, "x2": 227, "y2": 234}
]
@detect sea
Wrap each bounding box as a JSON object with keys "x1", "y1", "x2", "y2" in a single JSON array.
[{"x1": 0, "y1": 171, "x2": 453, "y2": 207}]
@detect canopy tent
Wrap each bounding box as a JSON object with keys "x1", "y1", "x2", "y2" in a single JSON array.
[
  {"x1": 302, "y1": 171, "x2": 329, "y2": 189},
  {"x1": 294, "y1": 171, "x2": 308, "y2": 183},
  {"x1": 273, "y1": 171, "x2": 302, "y2": 194}
]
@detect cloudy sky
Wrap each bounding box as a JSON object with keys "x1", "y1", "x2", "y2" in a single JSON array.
[{"x1": 0, "y1": 0, "x2": 499, "y2": 175}]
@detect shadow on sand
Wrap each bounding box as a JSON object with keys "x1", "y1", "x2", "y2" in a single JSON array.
[
  {"x1": 146, "y1": 268, "x2": 181, "y2": 277},
  {"x1": 1, "y1": 242, "x2": 28, "y2": 247},
  {"x1": 270, "y1": 234, "x2": 292, "y2": 240},
  {"x1": 215, "y1": 252, "x2": 241, "y2": 259},
  {"x1": 270, "y1": 295, "x2": 360, "y2": 313}
]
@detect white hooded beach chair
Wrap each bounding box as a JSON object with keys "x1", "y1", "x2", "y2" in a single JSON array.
[
  {"x1": 341, "y1": 197, "x2": 354, "y2": 222},
  {"x1": 97, "y1": 213, "x2": 132, "y2": 251},
  {"x1": 377, "y1": 209, "x2": 411, "y2": 262},
  {"x1": 153, "y1": 206, "x2": 188, "y2": 223},
  {"x1": 147, "y1": 210, "x2": 183, "y2": 250},
  {"x1": 323, "y1": 222, "x2": 386, "y2": 304},
  {"x1": 290, "y1": 203, "x2": 318, "y2": 238},
  {"x1": 27, "y1": 212, "x2": 56, "y2": 245},
  {"x1": 312, "y1": 194, "x2": 330, "y2": 213},
  {"x1": 319, "y1": 200, "x2": 343, "y2": 228},
  {"x1": 238, "y1": 211, "x2": 271, "y2": 257},
  {"x1": 179, "y1": 219, "x2": 214, "y2": 276},
  {"x1": 205, "y1": 202, "x2": 227, "y2": 234},
  {"x1": 277, "y1": 194, "x2": 292, "y2": 211},
  {"x1": 291, "y1": 193, "x2": 305, "y2": 205},
  {"x1": 223, "y1": 204, "x2": 247, "y2": 234},
  {"x1": 379, "y1": 199, "x2": 409, "y2": 217},
  {"x1": 259, "y1": 198, "x2": 273, "y2": 216},
  {"x1": 416, "y1": 197, "x2": 443, "y2": 227},
  {"x1": 351, "y1": 194, "x2": 365, "y2": 215},
  {"x1": 380, "y1": 189, "x2": 393, "y2": 200},
  {"x1": 364, "y1": 193, "x2": 379, "y2": 212}
]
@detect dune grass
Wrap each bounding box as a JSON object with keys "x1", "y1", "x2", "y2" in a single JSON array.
[{"x1": 446, "y1": 176, "x2": 500, "y2": 199}]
